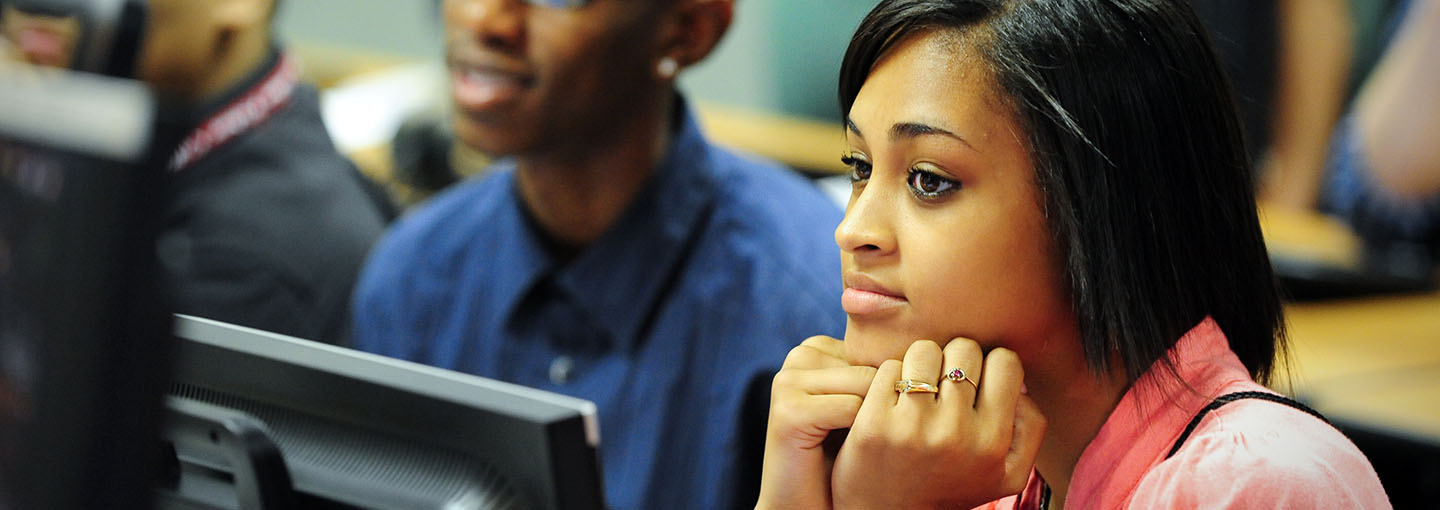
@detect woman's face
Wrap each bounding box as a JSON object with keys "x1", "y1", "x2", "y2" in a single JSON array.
[{"x1": 838, "y1": 30, "x2": 1077, "y2": 368}]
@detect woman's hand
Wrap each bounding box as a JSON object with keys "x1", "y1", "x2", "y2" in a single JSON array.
[
  {"x1": 831, "y1": 338, "x2": 1046, "y2": 509},
  {"x1": 756, "y1": 336, "x2": 878, "y2": 510}
]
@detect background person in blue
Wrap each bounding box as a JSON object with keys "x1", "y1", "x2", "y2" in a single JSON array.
[
  {"x1": 350, "y1": 0, "x2": 845, "y2": 508},
  {"x1": 1320, "y1": 0, "x2": 1439, "y2": 252}
]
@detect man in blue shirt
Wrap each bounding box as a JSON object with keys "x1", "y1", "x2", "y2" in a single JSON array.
[{"x1": 351, "y1": 1, "x2": 845, "y2": 508}]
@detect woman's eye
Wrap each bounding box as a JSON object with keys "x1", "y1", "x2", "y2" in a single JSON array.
[
  {"x1": 906, "y1": 169, "x2": 960, "y2": 198},
  {"x1": 841, "y1": 154, "x2": 872, "y2": 183}
]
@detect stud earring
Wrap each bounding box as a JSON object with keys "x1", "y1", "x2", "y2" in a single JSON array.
[{"x1": 657, "y1": 57, "x2": 678, "y2": 79}]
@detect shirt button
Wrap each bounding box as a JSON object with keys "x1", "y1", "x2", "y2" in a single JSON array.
[{"x1": 549, "y1": 356, "x2": 575, "y2": 385}]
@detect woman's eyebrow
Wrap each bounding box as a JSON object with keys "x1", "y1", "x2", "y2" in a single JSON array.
[
  {"x1": 844, "y1": 117, "x2": 975, "y2": 151},
  {"x1": 845, "y1": 117, "x2": 865, "y2": 138},
  {"x1": 890, "y1": 121, "x2": 974, "y2": 150}
]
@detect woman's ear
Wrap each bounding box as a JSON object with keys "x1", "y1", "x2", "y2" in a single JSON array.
[{"x1": 658, "y1": 0, "x2": 734, "y2": 74}]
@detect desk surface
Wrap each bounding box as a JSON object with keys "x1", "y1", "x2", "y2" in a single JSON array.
[
  {"x1": 1259, "y1": 204, "x2": 1440, "y2": 442},
  {"x1": 1282, "y1": 291, "x2": 1440, "y2": 441}
]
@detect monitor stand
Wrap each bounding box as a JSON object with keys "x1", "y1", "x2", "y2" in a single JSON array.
[{"x1": 154, "y1": 398, "x2": 294, "y2": 510}]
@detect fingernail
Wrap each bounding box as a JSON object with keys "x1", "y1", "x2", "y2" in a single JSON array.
[{"x1": 1020, "y1": 382, "x2": 1029, "y2": 395}]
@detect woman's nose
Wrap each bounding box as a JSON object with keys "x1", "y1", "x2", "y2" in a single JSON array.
[{"x1": 835, "y1": 181, "x2": 897, "y2": 258}]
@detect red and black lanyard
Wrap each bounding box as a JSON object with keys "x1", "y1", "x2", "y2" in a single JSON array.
[{"x1": 167, "y1": 53, "x2": 299, "y2": 172}]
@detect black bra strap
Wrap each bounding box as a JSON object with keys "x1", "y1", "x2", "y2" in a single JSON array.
[{"x1": 1164, "y1": 391, "x2": 1329, "y2": 459}]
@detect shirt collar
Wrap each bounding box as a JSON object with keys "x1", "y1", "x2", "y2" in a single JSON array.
[
  {"x1": 180, "y1": 45, "x2": 284, "y2": 130},
  {"x1": 1065, "y1": 316, "x2": 1257, "y2": 509},
  {"x1": 497, "y1": 96, "x2": 718, "y2": 352},
  {"x1": 488, "y1": 175, "x2": 562, "y2": 327}
]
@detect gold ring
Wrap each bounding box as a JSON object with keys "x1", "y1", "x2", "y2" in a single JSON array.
[
  {"x1": 894, "y1": 379, "x2": 940, "y2": 394},
  {"x1": 945, "y1": 368, "x2": 978, "y2": 390}
]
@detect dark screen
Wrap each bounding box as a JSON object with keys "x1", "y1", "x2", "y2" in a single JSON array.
[{"x1": 0, "y1": 69, "x2": 172, "y2": 510}]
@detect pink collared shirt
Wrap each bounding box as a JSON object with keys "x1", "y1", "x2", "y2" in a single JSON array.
[{"x1": 978, "y1": 317, "x2": 1390, "y2": 509}]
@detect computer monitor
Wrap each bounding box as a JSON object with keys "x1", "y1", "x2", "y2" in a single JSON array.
[
  {"x1": 1270, "y1": 243, "x2": 1435, "y2": 300},
  {"x1": 0, "y1": 66, "x2": 171, "y2": 510},
  {"x1": 162, "y1": 315, "x2": 605, "y2": 510}
]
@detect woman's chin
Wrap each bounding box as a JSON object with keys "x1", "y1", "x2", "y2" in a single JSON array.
[{"x1": 841, "y1": 324, "x2": 910, "y2": 368}]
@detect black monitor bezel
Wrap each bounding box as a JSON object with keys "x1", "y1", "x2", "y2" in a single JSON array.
[{"x1": 168, "y1": 315, "x2": 604, "y2": 510}]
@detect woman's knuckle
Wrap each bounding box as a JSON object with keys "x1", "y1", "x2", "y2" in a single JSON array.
[
  {"x1": 923, "y1": 430, "x2": 955, "y2": 452},
  {"x1": 770, "y1": 369, "x2": 795, "y2": 391},
  {"x1": 800, "y1": 335, "x2": 831, "y2": 347},
  {"x1": 782, "y1": 345, "x2": 812, "y2": 366},
  {"x1": 986, "y1": 347, "x2": 1021, "y2": 369}
]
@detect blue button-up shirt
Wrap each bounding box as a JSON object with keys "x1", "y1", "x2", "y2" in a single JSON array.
[{"x1": 352, "y1": 101, "x2": 846, "y2": 509}]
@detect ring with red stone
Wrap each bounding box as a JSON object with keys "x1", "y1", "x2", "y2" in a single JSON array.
[{"x1": 945, "y1": 368, "x2": 978, "y2": 390}]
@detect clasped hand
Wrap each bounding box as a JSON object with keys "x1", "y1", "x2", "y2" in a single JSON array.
[{"x1": 756, "y1": 336, "x2": 1046, "y2": 509}]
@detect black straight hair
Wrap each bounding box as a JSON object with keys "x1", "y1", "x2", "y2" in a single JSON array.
[{"x1": 839, "y1": 0, "x2": 1286, "y2": 384}]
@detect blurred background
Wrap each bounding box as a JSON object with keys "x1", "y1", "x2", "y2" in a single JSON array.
[{"x1": 276, "y1": 0, "x2": 871, "y2": 120}]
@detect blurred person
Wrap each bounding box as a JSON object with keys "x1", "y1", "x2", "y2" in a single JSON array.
[
  {"x1": 350, "y1": 0, "x2": 846, "y2": 508},
  {"x1": 1323, "y1": 0, "x2": 1440, "y2": 250},
  {"x1": 0, "y1": 2, "x2": 80, "y2": 67},
  {"x1": 1257, "y1": 0, "x2": 1356, "y2": 211},
  {"x1": 756, "y1": 0, "x2": 1388, "y2": 508},
  {"x1": 138, "y1": 0, "x2": 393, "y2": 345}
]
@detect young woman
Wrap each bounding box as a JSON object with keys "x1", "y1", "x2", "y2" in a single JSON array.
[{"x1": 757, "y1": 0, "x2": 1391, "y2": 508}]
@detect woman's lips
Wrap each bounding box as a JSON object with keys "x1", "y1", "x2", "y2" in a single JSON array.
[{"x1": 841, "y1": 287, "x2": 907, "y2": 315}]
